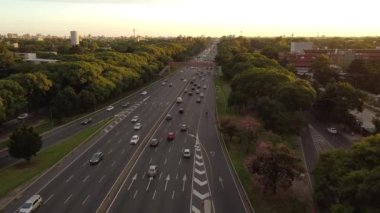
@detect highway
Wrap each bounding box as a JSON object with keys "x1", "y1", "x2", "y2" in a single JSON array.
[{"x1": 5, "y1": 45, "x2": 253, "y2": 213}]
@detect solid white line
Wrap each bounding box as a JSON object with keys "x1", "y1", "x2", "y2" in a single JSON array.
[
  {"x1": 164, "y1": 158, "x2": 167, "y2": 165},
  {"x1": 98, "y1": 175, "x2": 105, "y2": 183},
  {"x1": 178, "y1": 158, "x2": 182, "y2": 165},
  {"x1": 133, "y1": 190, "x2": 138, "y2": 199},
  {"x1": 176, "y1": 173, "x2": 178, "y2": 180},
  {"x1": 168, "y1": 147, "x2": 171, "y2": 152},
  {"x1": 152, "y1": 190, "x2": 157, "y2": 200},
  {"x1": 172, "y1": 190, "x2": 175, "y2": 200},
  {"x1": 82, "y1": 195, "x2": 90, "y2": 206},
  {"x1": 159, "y1": 172, "x2": 162, "y2": 180},
  {"x1": 45, "y1": 194, "x2": 54, "y2": 204},
  {"x1": 64, "y1": 194, "x2": 72, "y2": 204},
  {"x1": 82, "y1": 175, "x2": 90, "y2": 183},
  {"x1": 149, "y1": 158, "x2": 152, "y2": 164},
  {"x1": 65, "y1": 175, "x2": 74, "y2": 183}
]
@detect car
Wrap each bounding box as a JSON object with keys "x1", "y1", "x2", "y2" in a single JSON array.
[
  {"x1": 183, "y1": 79, "x2": 187, "y2": 82},
  {"x1": 196, "y1": 98, "x2": 201, "y2": 103},
  {"x1": 141, "y1": 91, "x2": 148, "y2": 95},
  {"x1": 81, "y1": 118, "x2": 92, "y2": 125},
  {"x1": 147, "y1": 165, "x2": 159, "y2": 177},
  {"x1": 179, "y1": 108, "x2": 184, "y2": 114},
  {"x1": 203, "y1": 85, "x2": 207, "y2": 89},
  {"x1": 130, "y1": 135, "x2": 140, "y2": 144},
  {"x1": 191, "y1": 87, "x2": 195, "y2": 91},
  {"x1": 162, "y1": 82, "x2": 166, "y2": 85},
  {"x1": 196, "y1": 90, "x2": 200, "y2": 94},
  {"x1": 17, "y1": 113, "x2": 29, "y2": 120},
  {"x1": 122, "y1": 102, "x2": 130, "y2": 108},
  {"x1": 19, "y1": 194, "x2": 43, "y2": 213},
  {"x1": 201, "y1": 77, "x2": 205, "y2": 81},
  {"x1": 200, "y1": 93, "x2": 204, "y2": 98},
  {"x1": 167, "y1": 132, "x2": 175, "y2": 141},
  {"x1": 89, "y1": 152, "x2": 104, "y2": 165},
  {"x1": 134, "y1": 122, "x2": 142, "y2": 130},
  {"x1": 106, "y1": 106, "x2": 114, "y2": 111},
  {"x1": 197, "y1": 85, "x2": 201, "y2": 89},
  {"x1": 327, "y1": 127, "x2": 338, "y2": 134},
  {"x1": 131, "y1": 115, "x2": 139, "y2": 123},
  {"x1": 150, "y1": 138, "x2": 159, "y2": 147},
  {"x1": 180, "y1": 124, "x2": 187, "y2": 131},
  {"x1": 176, "y1": 97, "x2": 183, "y2": 103},
  {"x1": 188, "y1": 92, "x2": 193, "y2": 96},
  {"x1": 184, "y1": 88, "x2": 188, "y2": 93},
  {"x1": 183, "y1": 149, "x2": 191, "y2": 158},
  {"x1": 169, "y1": 83, "x2": 173, "y2": 87},
  {"x1": 166, "y1": 114, "x2": 172, "y2": 120}
]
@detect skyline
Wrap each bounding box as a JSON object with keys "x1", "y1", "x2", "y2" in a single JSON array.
[{"x1": 1, "y1": 0, "x2": 379, "y2": 37}]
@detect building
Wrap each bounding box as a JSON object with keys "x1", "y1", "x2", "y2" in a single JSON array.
[
  {"x1": 290, "y1": 42, "x2": 313, "y2": 54},
  {"x1": 70, "y1": 31, "x2": 79, "y2": 46},
  {"x1": 15, "y1": 52, "x2": 58, "y2": 64}
]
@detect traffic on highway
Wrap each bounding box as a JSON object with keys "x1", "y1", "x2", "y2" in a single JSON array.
[{"x1": 5, "y1": 46, "x2": 252, "y2": 213}]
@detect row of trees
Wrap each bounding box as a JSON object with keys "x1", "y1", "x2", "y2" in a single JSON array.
[{"x1": 0, "y1": 38, "x2": 209, "y2": 123}]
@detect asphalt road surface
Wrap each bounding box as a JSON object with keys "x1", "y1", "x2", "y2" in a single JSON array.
[{"x1": 5, "y1": 46, "x2": 252, "y2": 213}]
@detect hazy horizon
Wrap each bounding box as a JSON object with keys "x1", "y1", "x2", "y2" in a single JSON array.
[{"x1": 1, "y1": 0, "x2": 379, "y2": 37}]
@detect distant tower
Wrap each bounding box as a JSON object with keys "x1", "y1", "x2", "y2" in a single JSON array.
[
  {"x1": 133, "y1": 28, "x2": 136, "y2": 38},
  {"x1": 70, "y1": 31, "x2": 79, "y2": 46}
]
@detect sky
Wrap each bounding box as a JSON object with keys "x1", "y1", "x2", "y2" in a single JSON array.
[{"x1": 0, "y1": 0, "x2": 379, "y2": 37}]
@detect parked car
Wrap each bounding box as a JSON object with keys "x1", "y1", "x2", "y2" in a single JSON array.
[
  {"x1": 106, "y1": 106, "x2": 114, "y2": 111},
  {"x1": 89, "y1": 152, "x2": 104, "y2": 165},
  {"x1": 147, "y1": 165, "x2": 159, "y2": 177},
  {"x1": 130, "y1": 135, "x2": 140, "y2": 145},
  {"x1": 180, "y1": 124, "x2": 187, "y2": 131},
  {"x1": 179, "y1": 108, "x2": 184, "y2": 114},
  {"x1": 134, "y1": 122, "x2": 142, "y2": 130},
  {"x1": 17, "y1": 113, "x2": 29, "y2": 120},
  {"x1": 196, "y1": 98, "x2": 201, "y2": 103},
  {"x1": 327, "y1": 127, "x2": 338, "y2": 134},
  {"x1": 150, "y1": 138, "x2": 159, "y2": 147},
  {"x1": 167, "y1": 132, "x2": 175, "y2": 141},
  {"x1": 169, "y1": 83, "x2": 173, "y2": 87},
  {"x1": 177, "y1": 97, "x2": 183, "y2": 103},
  {"x1": 81, "y1": 118, "x2": 92, "y2": 125},
  {"x1": 131, "y1": 115, "x2": 139, "y2": 123},
  {"x1": 183, "y1": 149, "x2": 191, "y2": 158},
  {"x1": 18, "y1": 194, "x2": 43, "y2": 213},
  {"x1": 188, "y1": 92, "x2": 193, "y2": 96}
]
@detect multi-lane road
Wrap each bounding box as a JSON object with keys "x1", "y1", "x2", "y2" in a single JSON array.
[{"x1": 4, "y1": 46, "x2": 253, "y2": 213}]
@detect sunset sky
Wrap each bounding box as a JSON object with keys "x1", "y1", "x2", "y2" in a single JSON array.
[{"x1": 0, "y1": 0, "x2": 379, "y2": 37}]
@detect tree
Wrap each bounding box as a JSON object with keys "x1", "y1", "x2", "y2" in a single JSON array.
[
  {"x1": 8, "y1": 124, "x2": 42, "y2": 162},
  {"x1": 373, "y1": 115, "x2": 380, "y2": 134},
  {"x1": 0, "y1": 43, "x2": 15, "y2": 70},
  {"x1": 312, "y1": 54, "x2": 339, "y2": 85},
  {"x1": 219, "y1": 116, "x2": 237, "y2": 142},
  {"x1": 249, "y1": 141, "x2": 304, "y2": 195},
  {"x1": 236, "y1": 116, "x2": 259, "y2": 154},
  {"x1": 314, "y1": 134, "x2": 380, "y2": 212}
]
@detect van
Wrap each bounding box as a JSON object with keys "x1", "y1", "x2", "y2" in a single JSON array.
[
  {"x1": 19, "y1": 194, "x2": 43, "y2": 213},
  {"x1": 176, "y1": 97, "x2": 183, "y2": 103}
]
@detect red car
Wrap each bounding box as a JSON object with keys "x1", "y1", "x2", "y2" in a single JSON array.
[{"x1": 167, "y1": 132, "x2": 175, "y2": 141}]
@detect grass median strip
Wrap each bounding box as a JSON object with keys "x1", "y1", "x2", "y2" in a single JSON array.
[{"x1": 0, "y1": 118, "x2": 110, "y2": 198}]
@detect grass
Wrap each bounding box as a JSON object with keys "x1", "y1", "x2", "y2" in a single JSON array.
[
  {"x1": 214, "y1": 77, "x2": 312, "y2": 213},
  {"x1": 0, "y1": 118, "x2": 110, "y2": 198}
]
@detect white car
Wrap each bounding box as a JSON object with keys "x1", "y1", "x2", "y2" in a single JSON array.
[
  {"x1": 19, "y1": 194, "x2": 43, "y2": 213},
  {"x1": 134, "y1": 123, "x2": 142, "y2": 130},
  {"x1": 131, "y1": 115, "x2": 139, "y2": 123},
  {"x1": 17, "y1": 113, "x2": 28, "y2": 120},
  {"x1": 183, "y1": 149, "x2": 191, "y2": 158},
  {"x1": 141, "y1": 91, "x2": 148, "y2": 95},
  {"x1": 147, "y1": 165, "x2": 159, "y2": 177},
  {"x1": 327, "y1": 127, "x2": 338, "y2": 134},
  {"x1": 130, "y1": 135, "x2": 140, "y2": 145},
  {"x1": 106, "y1": 106, "x2": 114, "y2": 111}
]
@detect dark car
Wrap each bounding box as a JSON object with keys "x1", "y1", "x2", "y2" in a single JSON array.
[
  {"x1": 89, "y1": 152, "x2": 103, "y2": 165},
  {"x1": 150, "y1": 138, "x2": 159, "y2": 147},
  {"x1": 179, "y1": 108, "x2": 184, "y2": 114},
  {"x1": 122, "y1": 102, "x2": 130, "y2": 108},
  {"x1": 166, "y1": 114, "x2": 172, "y2": 120},
  {"x1": 196, "y1": 98, "x2": 201, "y2": 103},
  {"x1": 188, "y1": 92, "x2": 193, "y2": 96},
  {"x1": 167, "y1": 132, "x2": 175, "y2": 141},
  {"x1": 81, "y1": 118, "x2": 92, "y2": 125},
  {"x1": 180, "y1": 124, "x2": 187, "y2": 132}
]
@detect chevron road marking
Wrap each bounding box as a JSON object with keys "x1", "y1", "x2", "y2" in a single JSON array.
[
  {"x1": 192, "y1": 205, "x2": 201, "y2": 213},
  {"x1": 195, "y1": 153, "x2": 202, "y2": 160},
  {"x1": 195, "y1": 160, "x2": 204, "y2": 167},
  {"x1": 193, "y1": 189, "x2": 210, "y2": 200},
  {"x1": 194, "y1": 177, "x2": 208, "y2": 186},
  {"x1": 194, "y1": 168, "x2": 206, "y2": 175}
]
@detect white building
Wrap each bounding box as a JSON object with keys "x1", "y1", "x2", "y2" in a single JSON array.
[
  {"x1": 290, "y1": 42, "x2": 313, "y2": 54},
  {"x1": 70, "y1": 31, "x2": 79, "y2": 46}
]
